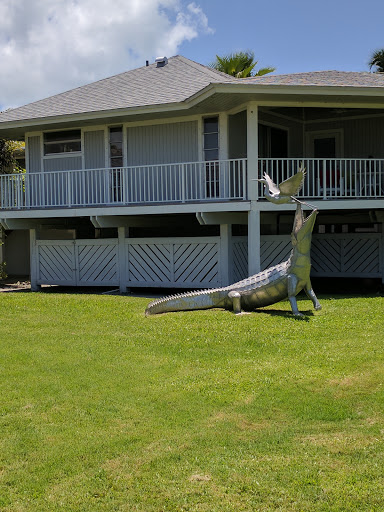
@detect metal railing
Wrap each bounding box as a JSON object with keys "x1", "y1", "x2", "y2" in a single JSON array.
[
  {"x1": 258, "y1": 158, "x2": 384, "y2": 199},
  {"x1": 1, "y1": 157, "x2": 383, "y2": 211},
  {"x1": 0, "y1": 159, "x2": 247, "y2": 210}
]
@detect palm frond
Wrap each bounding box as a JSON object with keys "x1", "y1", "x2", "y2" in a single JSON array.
[
  {"x1": 369, "y1": 49, "x2": 384, "y2": 72},
  {"x1": 236, "y1": 63, "x2": 257, "y2": 78},
  {"x1": 254, "y1": 66, "x2": 276, "y2": 76},
  {"x1": 210, "y1": 51, "x2": 275, "y2": 78}
]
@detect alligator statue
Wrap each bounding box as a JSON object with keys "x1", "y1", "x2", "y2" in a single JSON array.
[{"x1": 145, "y1": 201, "x2": 321, "y2": 317}]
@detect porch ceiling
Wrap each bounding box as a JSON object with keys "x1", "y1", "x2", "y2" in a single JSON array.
[{"x1": 191, "y1": 91, "x2": 384, "y2": 112}]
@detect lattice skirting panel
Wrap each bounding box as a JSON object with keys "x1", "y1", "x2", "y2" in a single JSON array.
[
  {"x1": 261, "y1": 236, "x2": 292, "y2": 270},
  {"x1": 36, "y1": 239, "x2": 119, "y2": 286},
  {"x1": 37, "y1": 242, "x2": 76, "y2": 285},
  {"x1": 231, "y1": 235, "x2": 292, "y2": 279},
  {"x1": 126, "y1": 237, "x2": 221, "y2": 287},
  {"x1": 231, "y1": 233, "x2": 383, "y2": 278},
  {"x1": 311, "y1": 234, "x2": 382, "y2": 277},
  {"x1": 35, "y1": 237, "x2": 221, "y2": 288},
  {"x1": 77, "y1": 241, "x2": 119, "y2": 285},
  {"x1": 232, "y1": 237, "x2": 248, "y2": 282}
]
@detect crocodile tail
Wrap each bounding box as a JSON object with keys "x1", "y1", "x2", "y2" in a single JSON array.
[{"x1": 145, "y1": 288, "x2": 225, "y2": 316}]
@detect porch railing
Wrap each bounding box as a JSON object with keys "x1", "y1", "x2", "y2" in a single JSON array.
[
  {"x1": 1, "y1": 157, "x2": 384, "y2": 211},
  {"x1": 0, "y1": 159, "x2": 247, "y2": 210},
  {"x1": 259, "y1": 158, "x2": 384, "y2": 199}
]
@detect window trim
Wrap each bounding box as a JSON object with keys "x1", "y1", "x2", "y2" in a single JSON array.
[
  {"x1": 305, "y1": 129, "x2": 344, "y2": 158},
  {"x1": 43, "y1": 129, "x2": 82, "y2": 157}
]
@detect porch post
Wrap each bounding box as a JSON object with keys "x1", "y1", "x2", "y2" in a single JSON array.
[
  {"x1": 247, "y1": 102, "x2": 261, "y2": 276},
  {"x1": 30, "y1": 228, "x2": 41, "y2": 291},
  {"x1": 247, "y1": 102, "x2": 259, "y2": 201},
  {"x1": 248, "y1": 207, "x2": 261, "y2": 276},
  {"x1": 118, "y1": 226, "x2": 128, "y2": 293},
  {"x1": 220, "y1": 223, "x2": 232, "y2": 286}
]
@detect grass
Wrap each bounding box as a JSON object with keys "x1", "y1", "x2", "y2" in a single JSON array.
[{"x1": 0, "y1": 291, "x2": 383, "y2": 511}]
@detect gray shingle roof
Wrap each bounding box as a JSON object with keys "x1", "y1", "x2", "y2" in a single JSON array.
[
  {"x1": 1, "y1": 60, "x2": 384, "y2": 125},
  {"x1": 242, "y1": 70, "x2": 384, "y2": 87},
  {"x1": 0, "y1": 56, "x2": 236, "y2": 123}
]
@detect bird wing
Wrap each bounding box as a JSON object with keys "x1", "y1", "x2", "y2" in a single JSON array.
[
  {"x1": 279, "y1": 169, "x2": 306, "y2": 196},
  {"x1": 263, "y1": 173, "x2": 280, "y2": 196}
]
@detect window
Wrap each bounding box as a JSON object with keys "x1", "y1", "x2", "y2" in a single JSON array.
[
  {"x1": 203, "y1": 117, "x2": 219, "y2": 197},
  {"x1": 258, "y1": 125, "x2": 288, "y2": 158},
  {"x1": 203, "y1": 117, "x2": 219, "y2": 161},
  {"x1": 109, "y1": 127, "x2": 123, "y2": 167},
  {"x1": 44, "y1": 130, "x2": 81, "y2": 155},
  {"x1": 109, "y1": 127, "x2": 123, "y2": 202}
]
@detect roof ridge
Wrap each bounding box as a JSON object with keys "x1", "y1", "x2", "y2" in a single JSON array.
[
  {"x1": 173, "y1": 55, "x2": 237, "y2": 82},
  {"x1": 249, "y1": 69, "x2": 374, "y2": 79}
]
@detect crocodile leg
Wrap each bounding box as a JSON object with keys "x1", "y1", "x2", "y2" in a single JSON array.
[
  {"x1": 287, "y1": 274, "x2": 303, "y2": 317},
  {"x1": 228, "y1": 290, "x2": 242, "y2": 314},
  {"x1": 304, "y1": 283, "x2": 322, "y2": 311}
]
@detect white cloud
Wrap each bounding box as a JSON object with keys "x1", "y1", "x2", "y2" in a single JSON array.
[
  {"x1": 160, "y1": 3, "x2": 214, "y2": 55},
  {"x1": 0, "y1": 0, "x2": 213, "y2": 110}
]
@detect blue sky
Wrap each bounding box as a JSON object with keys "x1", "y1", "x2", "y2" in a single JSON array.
[
  {"x1": 1, "y1": 0, "x2": 384, "y2": 110},
  {"x1": 181, "y1": 0, "x2": 384, "y2": 74}
]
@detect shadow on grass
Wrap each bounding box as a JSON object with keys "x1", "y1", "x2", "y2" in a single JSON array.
[{"x1": 253, "y1": 308, "x2": 314, "y2": 321}]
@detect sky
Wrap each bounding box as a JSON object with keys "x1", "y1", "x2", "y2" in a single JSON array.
[{"x1": 1, "y1": 0, "x2": 384, "y2": 111}]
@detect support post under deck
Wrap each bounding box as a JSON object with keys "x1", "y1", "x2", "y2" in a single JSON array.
[
  {"x1": 220, "y1": 224, "x2": 232, "y2": 286},
  {"x1": 30, "y1": 228, "x2": 41, "y2": 291},
  {"x1": 118, "y1": 226, "x2": 129, "y2": 293},
  {"x1": 248, "y1": 207, "x2": 261, "y2": 276}
]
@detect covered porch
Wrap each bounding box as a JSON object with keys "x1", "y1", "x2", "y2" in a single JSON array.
[{"x1": 2, "y1": 105, "x2": 384, "y2": 211}]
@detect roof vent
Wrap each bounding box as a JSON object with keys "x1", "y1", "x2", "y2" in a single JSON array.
[{"x1": 155, "y1": 56, "x2": 168, "y2": 68}]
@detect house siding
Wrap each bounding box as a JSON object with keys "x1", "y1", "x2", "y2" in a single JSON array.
[
  {"x1": 306, "y1": 116, "x2": 384, "y2": 158},
  {"x1": 228, "y1": 111, "x2": 247, "y2": 159},
  {"x1": 84, "y1": 130, "x2": 106, "y2": 169},
  {"x1": 126, "y1": 121, "x2": 198, "y2": 166},
  {"x1": 27, "y1": 136, "x2": 42, "y2": 172},
  {"x1": 43, "y1": 156, "x2": 82, "y2": 172}
]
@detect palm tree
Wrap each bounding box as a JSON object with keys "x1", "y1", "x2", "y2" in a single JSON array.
[
  {"x1": 210, "y1": 51, "x2": 275, "y2": 78},
  {"x1": 369, "y1": 49, "x2": 384, "y2": 72}
]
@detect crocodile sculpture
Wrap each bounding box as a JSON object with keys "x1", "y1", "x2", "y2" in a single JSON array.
[{"x1": 145, "y1": 202, "x2": 321, "y2": 317}]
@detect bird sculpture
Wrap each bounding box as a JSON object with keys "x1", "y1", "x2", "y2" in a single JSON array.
[{"x1": 256, "y1": 169, "x2": 306, "y2": 204}]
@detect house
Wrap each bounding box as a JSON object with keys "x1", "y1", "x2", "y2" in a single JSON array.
[{"x1": 0, "y1": 55, "x2": 384, "y2": 291}]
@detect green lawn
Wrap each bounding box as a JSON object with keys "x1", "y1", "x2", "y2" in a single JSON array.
[{"x1": 0, "y1": 292, "x2": 383, "y2": 511}]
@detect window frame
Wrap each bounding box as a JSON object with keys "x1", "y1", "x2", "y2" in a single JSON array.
[
  {"x1": 109, "y1": 126, "x2": 124, "y2": 168},
  {"x1": 43, "y1": 129, "x2": 82, "y2": 157},
  {"x1": 203, "y1": 116, "x2": 219, "y2": 162}
]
